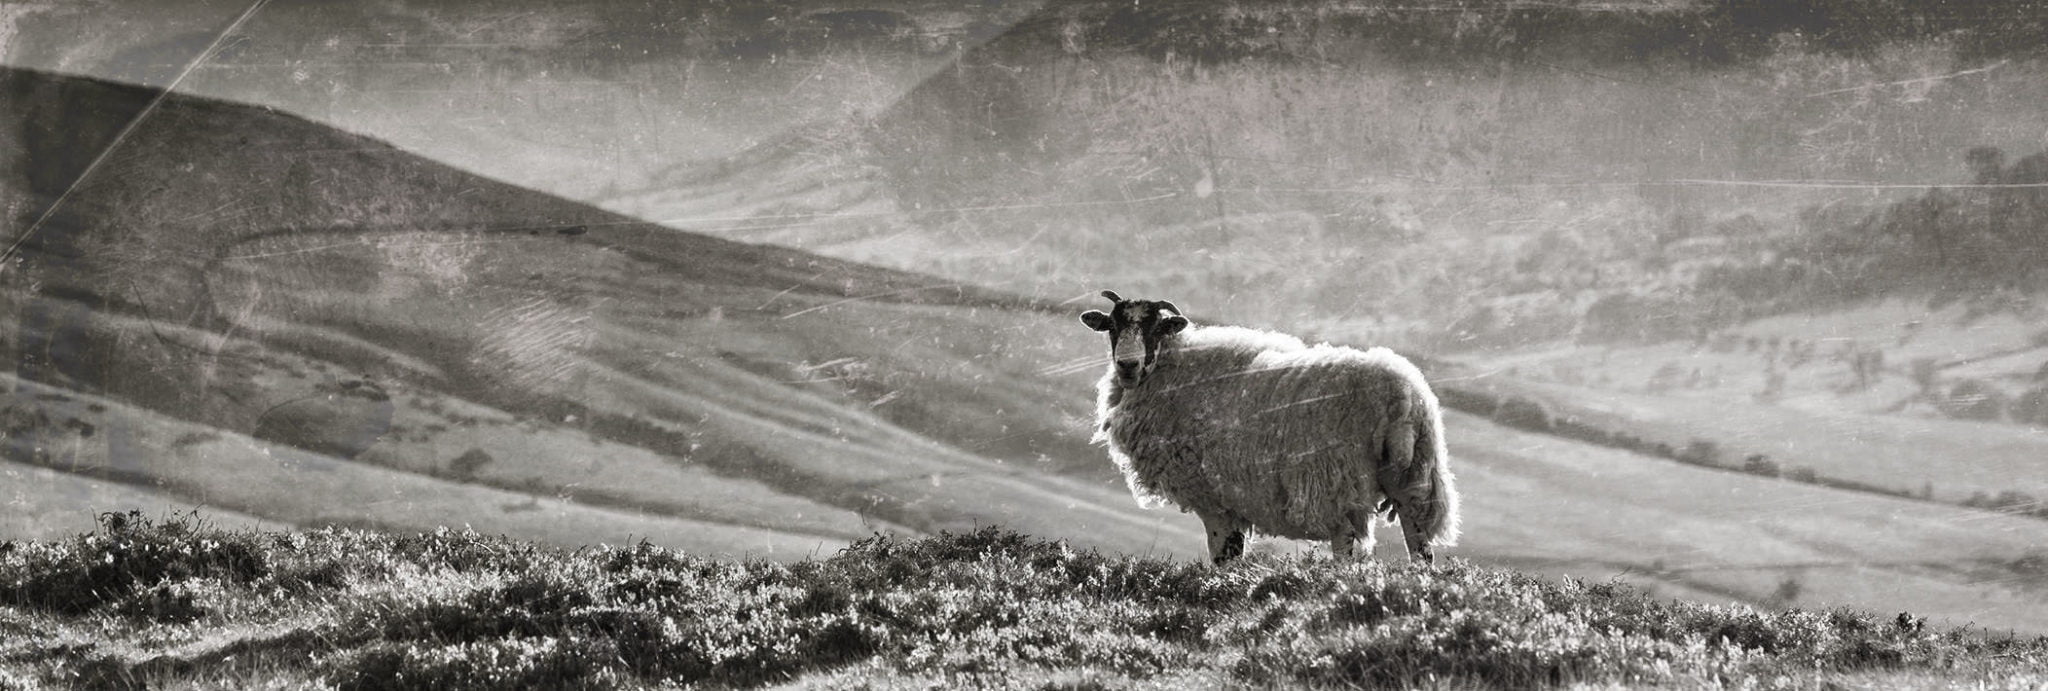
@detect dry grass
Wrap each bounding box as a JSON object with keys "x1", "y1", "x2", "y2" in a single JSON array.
[{"x1": 2, "y1": 514, "x2": 2041, "y2": 690}]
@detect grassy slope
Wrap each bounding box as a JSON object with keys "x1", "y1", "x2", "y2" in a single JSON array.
[
  {"x1": 6, "y1": 60, "x2": 2046, "y2": 638},
  {"x1": 0, "y1": 67, "x2": 1196, "y2": 559},
  {"x1": 1458, "y1": 298, "x2": 2048, "y2": 504},
  {"x1": 0, "y1": 517, "x2": 2043, "y2": 690},
  {"x1": 0, "y1": 463, "x2": 277, "y2": 542},
  {"x1": 609, "y1": 25, "x2": 2048, "y2": 337},
  {"x1": 1448, "y1": 411, "x2": 2048, "y2": 636},
  {"x1": 1, "y1": 374, "x2": 855, "y2": 561}
]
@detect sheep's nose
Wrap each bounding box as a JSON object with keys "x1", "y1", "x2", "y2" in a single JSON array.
[{"x1": 1116, "y1": 361, "x2": 1142, "y2": 381}]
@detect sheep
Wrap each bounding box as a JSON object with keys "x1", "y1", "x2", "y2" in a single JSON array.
[{"x1": 1078, "y1": 290, "x2": 1459, "y2": 564}]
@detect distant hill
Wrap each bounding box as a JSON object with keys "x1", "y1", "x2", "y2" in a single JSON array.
[
  {"x1": 7, "y1": 67, "x2": 2048, "y2": 635},
  {"x1": 0, "y1": 66, "x2": 1192, "y2": 559}
]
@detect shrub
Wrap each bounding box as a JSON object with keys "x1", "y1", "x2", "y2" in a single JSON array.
[
  {"x1": 2011, "y1": 385, "x2": 2048, "y2": 426},
  {"x1": 1911, "y1": 358, "x2": 1941, "y2": 393},
  {"x1": 1433, "y1": 386, "x2": 1500, "y2": 415},
  {"x1": 1989, "y1": 491, "x2": 2040, "y2": 515},
  {"x1": 3, "y1": 521, "x2": 2042, "y2": 689},
  {"x1": 1677, "y1": 439, "x2": 1723, "y2": 467},
  {"x1": 1492, "y1": 395, "x2": 1554, "y2": 432},
  {"x1": 1938, "y1": 379, "x2": 2007, "y2": 421},
  {"x1": 1772, "y1": 575, "x2": 1804, "y2": 605},
  {"x1": 2012, "y1": 551, "x2": 2048, "y2": 578},
  {"x1": 450, "y1": 448, "x2": 495, "y2": 478},
  {"x1": 0, "y1": 511, "x2": 267, "y2": 618}
]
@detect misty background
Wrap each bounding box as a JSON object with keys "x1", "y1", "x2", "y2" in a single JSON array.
[{"x1": 6, "y1": 0, "x2": 2048, "y2": 634}]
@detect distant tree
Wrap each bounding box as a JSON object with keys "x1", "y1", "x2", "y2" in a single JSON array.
[
  {"x1": 1941, "y1": 379, "x2": 2007, "y2": 421},
  {"x1": 1849, "y1": 349, "x2": 1884, "y2": 390},
  {"x1": 1991, "y1": 490, "x2": 2040, "y2": 515},
  {"x1": 1911, "y1": 358, "x2": 1940, "y2": 394},
  {"x1": 1742, "y1": 454, "x2": 1780, "y2": 478},
  {"x1": 2013, "y1": 551, "x2": 2048, "y2": 577},
  {"x1": 2013, "y1": 386, "x2": 2048, "y2": 427},
  {"x1": 1876, "y1": 186, "x2": 1961, "y2": 269},
  {"x1": 1961, "y1": 145, "x2": 2048, "y2": 242},
  {"x1": 1648, "y1": 362, "x2": 1685, "y2": 394},
  {"x1": 450, "y1": 448, "x2": 494, "y2": 478},
  {"x1": 1967, "y1": 146, "x2": 2008, "y2": 186},
  {"x1": 1773, "y1": 574, "x2": 1803, "y2": 605},
  {"x1": 1756, "y1": 367, "x2": 1785, "y2": 403},
  {"x1": 1678, "y1": 439, "x2": 1723, "y2": 467},
  {"x1": 1557, "y1": 420, "x2": 1611, "y2": 447},
  {"x1": 1493, "y1": 395, "x2": 1554, "y2": 432},
  {"x1": 1435, "y1": 387, "x2": 1500, "y2": 415}
]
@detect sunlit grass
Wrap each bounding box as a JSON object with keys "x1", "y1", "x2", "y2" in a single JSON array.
[{"x1": 1, "y1": 512, "x2": 2041, "y2": 689}]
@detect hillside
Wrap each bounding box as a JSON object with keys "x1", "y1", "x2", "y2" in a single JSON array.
[
  {"x1": 15, "y1": 1, "x2": 2048, "y2": 342},
  {"x1": 564, "y1": 1, "x2": 2048, "y2": 345},
  {"x1": 1446, "y1": 410, "x2": 2048, "y2": 636},
  {"x1": 11, "y1": 64, "x2": 2048, "y2": 634},
  {"x1": 0, "y1": 66, "x2": 1196, "y2": 559},
  {"x1": 1, "y1": 516, "x2": 2043, "y2": 690},
  {"x1": 1455, "y1": 297, "x2": 2048, "y2": 507}
]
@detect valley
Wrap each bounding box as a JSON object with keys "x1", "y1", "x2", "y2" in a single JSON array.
[{"x1": 7, "y1": 0, "x2": 2048, "y2": 640}]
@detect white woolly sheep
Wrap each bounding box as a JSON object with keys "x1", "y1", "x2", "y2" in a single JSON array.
[{"x1": 1079, "y1": 290, "x2": 1460, "y2": 564}]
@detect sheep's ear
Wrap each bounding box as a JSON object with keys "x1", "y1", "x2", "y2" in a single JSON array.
[
  {"x1": 1080, "y1": 310, "x2": 1114, "y2": 331},
  {"x1": 1158, "y1": 315, "x2": 1189, "y2": 335}
]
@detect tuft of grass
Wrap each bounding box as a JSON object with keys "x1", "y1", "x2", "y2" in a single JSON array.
[
  {"x1": 0, "y1": 514, "x2": 2043, "y2": 689},
  {"x1": 0, "y1": 510, "x2": 267, "y2": 619}
]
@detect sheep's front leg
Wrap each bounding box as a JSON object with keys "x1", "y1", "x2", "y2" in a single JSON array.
[
  {"x1": 1198, "y1": 511, "x2": 1245, "y2": 565},
  {"x1": 1330, "y1": 512, "x2": 1376, "y2": 560},
  {"x1": 1395, "y1": 508, "x2": 1434, "y2": 564}
]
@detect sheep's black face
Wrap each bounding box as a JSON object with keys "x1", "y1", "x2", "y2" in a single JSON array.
[{"x1": 1079, "y1": 290, "x2": 1188, "y2": 388}]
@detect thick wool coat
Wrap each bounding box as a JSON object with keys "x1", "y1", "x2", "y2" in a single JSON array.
[{"x1": 1094, "y1": 325, "x2": 1459, "y2": 546}]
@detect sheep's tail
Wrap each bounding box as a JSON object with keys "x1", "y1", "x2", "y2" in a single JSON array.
[{"x1": 1409, "y1": 386, "x2": 1460, "y2": 547}]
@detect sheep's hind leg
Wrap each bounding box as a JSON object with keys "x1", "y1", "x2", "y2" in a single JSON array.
[{"x1": 1198, "y1": 511, "x2": 1245, "y2": 565}]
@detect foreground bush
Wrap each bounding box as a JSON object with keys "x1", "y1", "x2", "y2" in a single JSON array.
[{"x1": 0, "y1": 513, "x2": 2042, "y2": 689}]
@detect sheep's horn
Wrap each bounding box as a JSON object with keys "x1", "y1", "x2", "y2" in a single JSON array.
[
  {"x1": 1100, "y1": 290, "x2": 1123, "y2": 303},
  {"x1": 1156, "y1": 300, "x2": 1180, "y2": 316}
]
